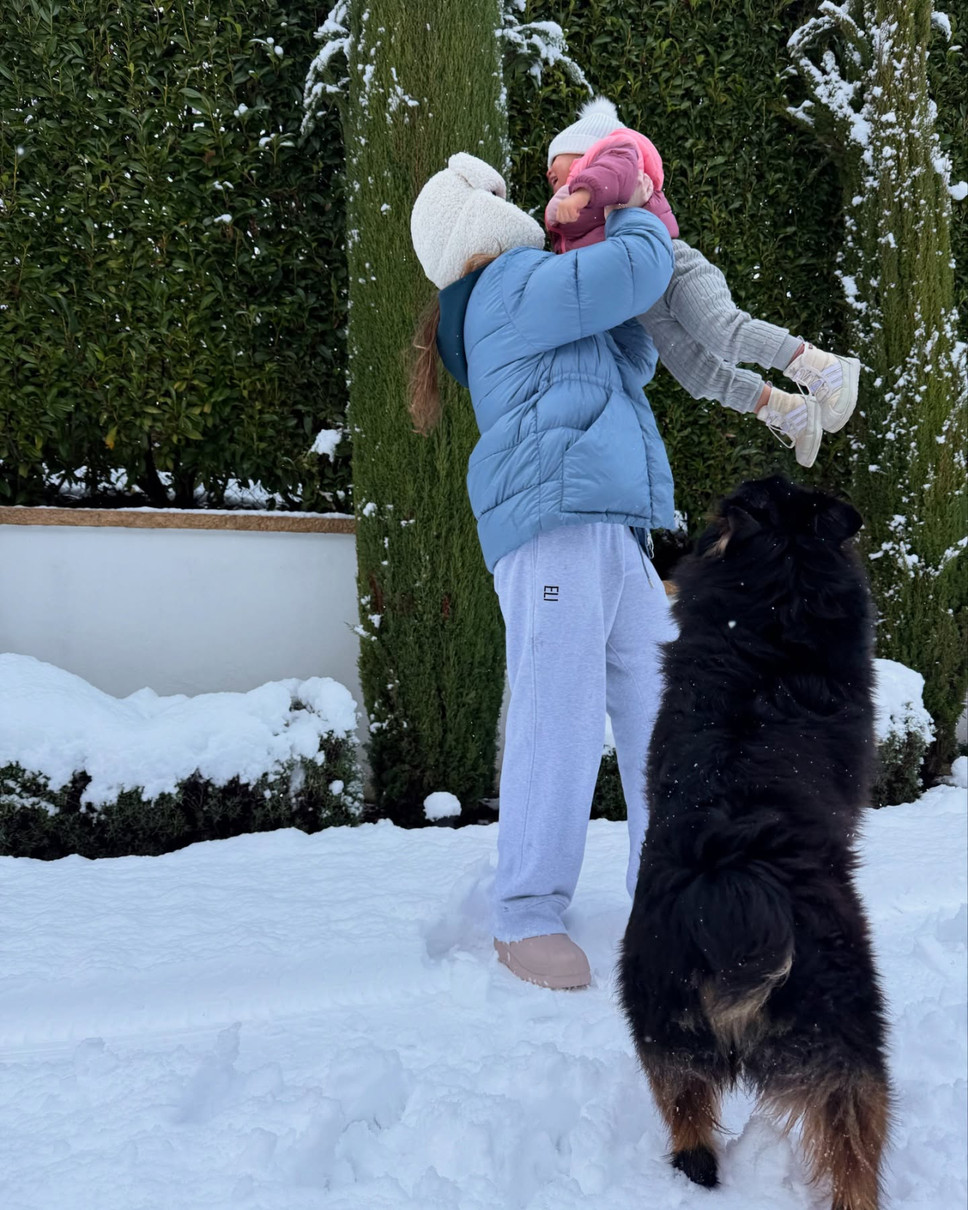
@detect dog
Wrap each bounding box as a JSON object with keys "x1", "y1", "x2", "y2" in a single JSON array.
[{"x1": 619, "y1": 475, "x2": 891, "y2": 1210}]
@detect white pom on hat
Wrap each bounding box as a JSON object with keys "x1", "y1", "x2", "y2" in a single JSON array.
[
  {"x1": 547, "y1": 96, "x2": 623, "y2": 167},
  {"x1": 577, "y1": 98, "x2": 620, "y2": 122},
  {"x1": 410, "y1": 153, "x2": 544, "y2": 290}
]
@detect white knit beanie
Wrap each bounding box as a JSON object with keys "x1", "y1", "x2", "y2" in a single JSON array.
[
  {"x1": 547, "y1": 97, "x2": 623, "y2": 167},
  {"x1": 410, "y1": 153, "x2": 545, "y2": 291}
]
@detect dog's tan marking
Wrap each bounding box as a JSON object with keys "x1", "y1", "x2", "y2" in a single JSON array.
[
  {"x1": 763, "y1": 1068, "x2": 892, "y2": 1210},
  {"x1": 644, "y1": 1061, "x2": 723, "y2": 1156},
  {"x1": 699, "y1": 950, "x2": 793, "y2": 1052}
]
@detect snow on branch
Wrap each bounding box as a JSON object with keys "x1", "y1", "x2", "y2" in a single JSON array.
[
  {"x1": 931, "y1": 10, "x2": 952, "y2": 40},
  {"x1": 302, "y1": 1, "x2": 350, "y2": 134},
  {"x1": 498, "y1": 7, "x2": 592, "y2": 90},
  {"x1": 786, "y1": 1, "x2": 869, "y2": 146}
]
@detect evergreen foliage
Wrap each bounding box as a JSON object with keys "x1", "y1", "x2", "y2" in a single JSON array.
[
  {"x1": 789, "y1": 1, "x2": 967, "y2": 769},
  {"x1": 308, "y1": 0, "x2": 508, "y2": 823},
  {"x1": 929, "y1": 4, "x2": 967, "y2": 316},
  {"x1": 0, "y1": 0, "x2": 348, "y2": 509}
]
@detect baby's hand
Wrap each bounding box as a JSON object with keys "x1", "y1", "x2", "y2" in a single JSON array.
[
  {"x1": 555, "y1": 187, "x2": 591, "y2": 224},
  {"x1": 604, "y1": 171, "x2": 655, "y2": 216}
]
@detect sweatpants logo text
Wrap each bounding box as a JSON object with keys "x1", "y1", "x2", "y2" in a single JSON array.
[{"x1": 543, "y1": 585, "x2": 559, "y2": 602}]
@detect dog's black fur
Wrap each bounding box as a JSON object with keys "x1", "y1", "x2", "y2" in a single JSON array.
[{"x1": 619, "y1": 476, "x2": 891, "y2": 1210}]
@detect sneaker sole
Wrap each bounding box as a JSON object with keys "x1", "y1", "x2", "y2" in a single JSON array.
[
  {"x1": 821, "y1": 356, "x2": 860, "y2": 433},
  {"x1": 796, "y1": 414, "x2": 823, "y2": 469}
]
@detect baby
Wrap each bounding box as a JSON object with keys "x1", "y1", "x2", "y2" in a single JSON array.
[{"x1": 545, "y1": 99, "x2": 859, "y2": 469}]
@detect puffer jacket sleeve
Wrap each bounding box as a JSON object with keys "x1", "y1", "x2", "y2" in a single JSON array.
[
  {"x1": 568, "y1": 140, "x2": 639, "y2": 209},
  {"x1": 504, "y1": 208, "x2": 674, "y2": 353},
  {"x1": 608, "y1": 317, "x2": 658, "y2": 384}
]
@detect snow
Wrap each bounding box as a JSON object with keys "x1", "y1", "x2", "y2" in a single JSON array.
[
  {"x1": 423, "y1": 791, "x2": 461, "y2": 821},
  {"x1": 498, "y1": 14, "x2": 592, "y2": 90},
  {"x1": 310, "y1": 427, "x2": 344, "y2": 459},
  {"x1": 931, "y1": 10, "x2": 952, "y2": 40},
  {"x1": 0, "y1": 784, "x2": 964, "y2": 1209},
  {"x1": 0, "y1": 655, "x2": 358, "y2": 806},
  {"x1": 44, "y1": 466, "x2": 346, "y2": 511},
  {"x1": 873, "y1": 657, "x2": 935, "y2": 744},
  {"x1": 950, "y1": 180, "x2": 968, "y2": 202},
  {"x1": 947, "y1": 755, "x2": 967, "y2": 788}
]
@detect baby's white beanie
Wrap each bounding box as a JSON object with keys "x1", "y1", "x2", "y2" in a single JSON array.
[
  {"x1": 410, "y1": 153, "x2": 545, "y2": 291},
  {"x1": 547, "y1": 97, "x2": 623, "y2": 166}
]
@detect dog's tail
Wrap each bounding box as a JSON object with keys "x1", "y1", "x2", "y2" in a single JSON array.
[{"x1": 678, "y1": 864, "x2": 795, "y2": 1050}]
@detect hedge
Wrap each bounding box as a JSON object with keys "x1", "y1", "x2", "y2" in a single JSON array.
[
  {"x1": 0, "y1": 0, "x2": 349, "y2": 510},
  {"x1": 2, "y1": 1, "x2": 962, "y2": 525},
  {"x1": 0, "y1": 744, "x2": 361, "y2": 860},
  {"x1": 0, "y1": 656, "x2": 363, "y2": 859}
]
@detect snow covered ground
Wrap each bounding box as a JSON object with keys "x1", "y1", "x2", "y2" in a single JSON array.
[{"x1": 1, "y1": 771, "x2": 965, "y2": 1210}]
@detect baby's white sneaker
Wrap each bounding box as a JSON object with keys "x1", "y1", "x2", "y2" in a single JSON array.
[
  {"x1": 785, "y1": 344, "x2": 860, "y2": 433},
  {"x1": 757, "y1": 386, "x2": 822, "y2": 469}
]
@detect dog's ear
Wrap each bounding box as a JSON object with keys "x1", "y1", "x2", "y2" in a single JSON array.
[
  {"x1": 704, "y1": 503, "x2": 762, "y2": 557},
  {"x1": 724, "y1": 503, "x2": 763, "y2": 540},
  {"x1": 813, "y1": 497, "x2": 863, "y2": 543}
]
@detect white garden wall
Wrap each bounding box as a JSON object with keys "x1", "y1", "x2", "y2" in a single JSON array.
[
  {"x1": 0, "y1": 514, "x2": 363, "y2": 726},
  {"x1": 1, "y1": 511, "x2": 960, "y2": 767}
]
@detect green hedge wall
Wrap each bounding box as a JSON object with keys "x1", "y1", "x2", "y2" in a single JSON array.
[
  {"x1": 0, "y1": 0, "x2": 348, "y2": 509},
  {"x1": 1, "y1": 1, "x2": 961, "y2": 521},
  {"x1": 930, "y1": 4, "x2": 967, "y2": 318},
  {"x1": 505, "y1": 0, "x2": 854, "y2": 532}
]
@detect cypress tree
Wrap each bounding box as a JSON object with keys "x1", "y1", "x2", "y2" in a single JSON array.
[
  {"x1": 306, "y1": 1, "x2": 508, "y2": 822},
  {"x1": 790, "y1": 1, "x2": 967, "y2": 771}
]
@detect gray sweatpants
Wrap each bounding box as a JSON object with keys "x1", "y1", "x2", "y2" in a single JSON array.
[
  {"x1": 641, "y1": 240, "x2": 803, "y2": 413},
  {"x1": 492, "y1": 521, "x2": 676, "y2": 942}
]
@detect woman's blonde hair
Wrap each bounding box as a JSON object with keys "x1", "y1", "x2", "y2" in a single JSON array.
[{"x1": 408, "y1": 253, "x2": 499, "y2": 435}]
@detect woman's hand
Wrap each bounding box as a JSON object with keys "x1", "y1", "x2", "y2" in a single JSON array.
[{"x1": 604, "y1": 171, "x2": 655, "y2": 216}]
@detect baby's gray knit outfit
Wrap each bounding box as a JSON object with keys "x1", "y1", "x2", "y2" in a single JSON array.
[{"x1": 641, "y1": 241, "x2": 803, "y2": 412}]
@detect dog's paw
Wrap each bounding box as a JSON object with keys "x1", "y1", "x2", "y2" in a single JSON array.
[{"x1": 672, "y1": 1146, "x2": 718, "y2": 1188}]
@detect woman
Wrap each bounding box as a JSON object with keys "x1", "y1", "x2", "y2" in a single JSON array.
[{"x1": 409, "y1": 153, "x2": 676, "y2": 989}]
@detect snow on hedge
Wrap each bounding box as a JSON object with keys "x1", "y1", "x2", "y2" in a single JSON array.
[
  {"x1": 0, "y1": 653, "x2": 359, "y2": 807},
  {"x1": 873, "y1": 657, "x2": 935, "y2": 746}
]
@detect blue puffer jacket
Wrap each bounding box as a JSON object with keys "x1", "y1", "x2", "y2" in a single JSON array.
[{"x1": 436, "y1": 208, "x2": 676, "y2": 572}]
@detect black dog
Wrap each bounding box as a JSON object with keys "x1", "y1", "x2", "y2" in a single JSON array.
[{"x1": 619, "y1": 476, "x2": 891, "y2": 1210}]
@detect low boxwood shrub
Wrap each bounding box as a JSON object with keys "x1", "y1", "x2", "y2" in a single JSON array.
[
  {"x1": 0, "y1": 656, "x2": 362, "y2": 859},
  {"x1": 870, "y1": 659, "x2": 936, "y2": 808}
]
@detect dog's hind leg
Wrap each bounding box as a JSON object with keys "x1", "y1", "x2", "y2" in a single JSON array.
[
  {"x1": 645, "y1": 1061, "x2": 723, "y2": 1188},
  {"x1": 754, "y1": 883, "x2": 892, "y2": 1209},
  {"x1": 761, "y1": 1065, "x2": 891, "y2": 1210}
]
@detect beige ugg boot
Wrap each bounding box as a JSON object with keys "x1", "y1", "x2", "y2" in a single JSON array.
[{"x1": 494, "y1": 934, "x2": 591, "y2": 990}]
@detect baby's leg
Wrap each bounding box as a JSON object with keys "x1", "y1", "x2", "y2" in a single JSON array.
[
  {"x1": 640, "y1": 294, "x2": 764, "y2": 413},
  {"x1": 666, "y1": 241, "x2": 802, "y2": 373}
]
